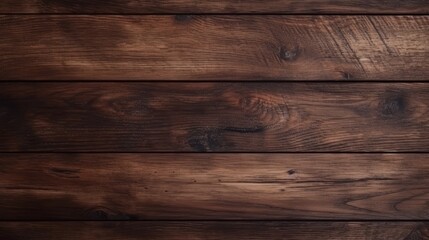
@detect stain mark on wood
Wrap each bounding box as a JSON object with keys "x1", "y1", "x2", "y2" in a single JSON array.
[
  {"x1": 175, "y1": 15, "x2": 193, "y2": 22},
  {"x1": 85, "y1": 206, "x2": 136, "y2": 220},
  {"x1": 222, "y1": 126, "x2": 265, "y2": 134},
  {"x1": 49, "y1": 167, "x2": 80, "y2": 179},
  {"x1": 187, "y1": 129, "x2": 225, "y2": 152}
]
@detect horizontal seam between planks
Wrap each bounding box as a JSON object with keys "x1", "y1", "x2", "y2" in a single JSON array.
[
  {"x1": 0, "y1": 80, "x2": 428, "y2": 83},
  {"x1": 1, "y1": 13, "x2": 428, "y2": 16},
  {"x1": 0, "y1": 152, "x2": 428, "y2": 154},
  {"x1": 0, "y1": 219, "x2": 428, "y2": 222}
]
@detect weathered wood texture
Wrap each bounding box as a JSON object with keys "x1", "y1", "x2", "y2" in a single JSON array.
[
  {"x1": 1, "y1": 0, "x2": 428, "y2": 14},
  {"x1": 1, "y1": 222, "x2": 428, "y2": 240},
  {"x1": 1, "y1": 16, "x2": 428, "y2": 80},
  {"x1": 0, "y1": 153, "x2": 428, "y2": 220},
  {"x1": 1, "y1": 83, "x2": 428, "y2": 152}
]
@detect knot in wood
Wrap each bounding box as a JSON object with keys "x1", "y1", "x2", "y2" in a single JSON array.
[
  {"x1": 279, "y1": 46, "x2": 300, "y2": 61},
  {"x1": 379, "y1": 91, "x2": 407, "y2": 118}
]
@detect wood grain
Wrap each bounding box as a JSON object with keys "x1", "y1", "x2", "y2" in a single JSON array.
[
  {"x1": 1, "y1": 83, "x2": 428, "y2": 152},
  {"x1": 1, "y1": 16, "x2": 428, "y2": 80},
  {"x1": 0, "y1": 153, "x2": 428, "y2": 220},
  {"x1": 1, "y1": 0, "x2": 428, "y2": 14},
  {"x1": 1, "y1": 222, "x2": 428, "y2": 239}
]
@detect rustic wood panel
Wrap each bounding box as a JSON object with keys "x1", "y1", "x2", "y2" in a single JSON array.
[
  {"x1": 1, "y1": 83, "x2": 428, "y2": 152},
  {"x1": 0, "y1": 153, "x2": 428, "y2": 220},
  {"x1": 1, "y1": 222, "x2": 428, "y2": 240},
  {"x1": 1, "y1": 16, "x2": 428, "y2": 80},
  {"x1": 1, "y1": 0, "x2": 428, "y2": 14}
]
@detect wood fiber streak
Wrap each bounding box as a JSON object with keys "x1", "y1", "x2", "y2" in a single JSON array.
[
  {"x1": 0, "y1": 154, "x2": 428, "y2": 220},
  {"x1": 0, "y1": 222, "x2": 428, "y2": 240},
  {"x1": 1, "y1": 16, "x2": 428, "y2": 80},
  {"x1": 1, "y1": 0, "x2": 428, "y2": 14},
  {"x1": 0, "y1": 83, "x2": 428, "y2": 152}
]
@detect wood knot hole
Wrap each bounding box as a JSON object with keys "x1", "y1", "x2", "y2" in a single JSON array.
[
  {"x1": 279, "y1": 46, "x2": 300, "y2": 61},
  {"x1": 341, "y1": 71, "x2": 354, "y2": 80},
  {"x1": 379, "y1": 92, "x2": 407, "y2": 118}
]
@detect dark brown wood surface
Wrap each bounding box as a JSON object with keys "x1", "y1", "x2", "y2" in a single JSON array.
[
  {"x1": 1, "y1": 83, "x2": 428, "y2": 152},
  {"x1": 0, "y1": 153, "x2": 428, "y2": 220},
  {"x1": 1, "y1": 222, "x2": 428, "y2": 240},
  {"x1": 1, "y1": 0, "x2": 428, "y2": 14},
  {"x1": 1, "y1": 16, "x2": 428, "y2": 80},
  {"x1": 1, "y1": 0, "x2": 428, "y2": 238}
]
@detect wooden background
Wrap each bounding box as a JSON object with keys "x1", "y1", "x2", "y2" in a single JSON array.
[{"x1": 1, "y1": 0, "x2": 429, "y2": 239}]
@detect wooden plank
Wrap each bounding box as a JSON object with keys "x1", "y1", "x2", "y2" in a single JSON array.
[
  {"x1": 1, "y1": 0, "x2": 428, "y2": 14},
  {"x1": 0, "y1": 222, "x2": 428, "y2": 239},
  {"x1": 1, "y1": 16, "x2": 428, "y2": 80},
  {"x1": 1, "y1": 83, "x2": 428, "y2": 152},
  {"x1": 0, "y1": 153, "x2": 428, "y2": 220}
]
